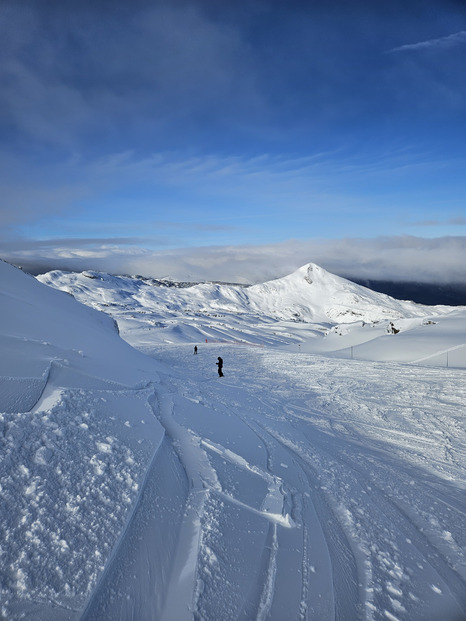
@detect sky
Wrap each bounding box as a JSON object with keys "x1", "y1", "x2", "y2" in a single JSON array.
[{"x1": 1, "y1": 0, "x2": 466, "y2": 283}]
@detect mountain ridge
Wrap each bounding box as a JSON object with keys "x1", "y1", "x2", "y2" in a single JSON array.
[{"x1": 36, "y1": 262, "x2": 456, "y2": 332}]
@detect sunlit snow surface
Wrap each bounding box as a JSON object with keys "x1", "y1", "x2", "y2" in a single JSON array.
[{"x1": 1, "y1": 261, "x2": 465, "y2": 620}]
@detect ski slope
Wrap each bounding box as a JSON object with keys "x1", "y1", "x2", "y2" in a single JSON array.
[
  {"x1": 1, "y1": 260, "x2": 466, "y2": 620},
  {"x1": 83, "y1": 343, "x2": 466, "y2": 621}
]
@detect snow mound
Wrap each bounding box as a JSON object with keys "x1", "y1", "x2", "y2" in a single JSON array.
[{"x1": 0, "y1": 260, "x2": 166, "y2": 618}]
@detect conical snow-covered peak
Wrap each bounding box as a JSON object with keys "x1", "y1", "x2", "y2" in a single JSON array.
[
  {"x1": 247, "y1": 262, "x2": 429, "y2": 323},
  {"x1": 249, "y1": 262, "x2": 353, "y2": 300},
  {"x1": 256, "y1": 262, "x2": 351, "y2": 292}
]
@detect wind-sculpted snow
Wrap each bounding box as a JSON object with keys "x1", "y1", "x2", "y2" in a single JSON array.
[
  {"x1": 0, "y1": 387, "x2": 160, "y2": 618},
  {"x1": 2, "y1": 259, "x2": 466, "y2": 619},
  {"x1": 0, "y1": 261, "x2": 168, "y2": 618}
]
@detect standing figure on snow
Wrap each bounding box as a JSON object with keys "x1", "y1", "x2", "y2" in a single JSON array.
[
  {"x1": 216, "y1": 356, "x2": 224, "y2": 377},
  {"x1": 194, "y1": 346, "x2": 198, "y2": 354}
]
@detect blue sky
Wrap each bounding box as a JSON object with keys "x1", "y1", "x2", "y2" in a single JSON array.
[{"x1": 1, "y1": 0, "x2": 465, "y2": 282}]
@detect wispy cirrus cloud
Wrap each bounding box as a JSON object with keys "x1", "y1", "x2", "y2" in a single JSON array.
[
  {"x1": 2, "y1": 146, "x2": 466, "y2": 258},
  {"x1": 389, "y1": 30, "x2": 466, "y2": 53}
]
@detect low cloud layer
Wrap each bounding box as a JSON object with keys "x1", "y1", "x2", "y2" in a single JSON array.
[{"x1": 2, "y1": 235, "x2": 465, "y2": 285}]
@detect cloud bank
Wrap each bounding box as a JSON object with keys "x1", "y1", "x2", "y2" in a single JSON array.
[{"x1": 2, "y1": 236, "x2": 465, "y2": 285}]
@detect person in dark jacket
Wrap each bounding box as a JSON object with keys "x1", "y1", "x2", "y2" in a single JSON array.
[
  {"x1": 216, "y1": 356, "x2": 224, "y2": 377},
  {"x1": 194, "y1": 346, "x2": 198, "y2": 354}
]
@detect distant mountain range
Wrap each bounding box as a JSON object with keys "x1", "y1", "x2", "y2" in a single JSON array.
[
  {"x1": 34, "y1": 262, "x2": 464, "y2": 360},
  {"x1": 21, "y1": 261, "x2": 465, "y2": 306},
  {"x1": 37, "y1": 263, "x2": 454, "y2": 327}
]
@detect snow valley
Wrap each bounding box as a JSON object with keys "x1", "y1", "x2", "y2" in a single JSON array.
[{"x1": 1, "y1": 260, "x2": 466, "y2": 620}]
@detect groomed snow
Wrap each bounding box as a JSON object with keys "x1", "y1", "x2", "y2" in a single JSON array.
[{"x1": 1, "y1": 260, "x2": 465, "y2": 620}]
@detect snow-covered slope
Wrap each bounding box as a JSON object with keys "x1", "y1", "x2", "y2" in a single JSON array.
[
  {"x1": 246, "y1": 263, "x2": 446, "y2": 322},
  {"x1": 2, "y1": 259, "x2": 466, "y2": 620},
  {"x1": 0, "y1": 261, "x2": 174, "y2": 619},
  {"x1": 1, "y1": 262, "x2": 162, "y2": 392}
]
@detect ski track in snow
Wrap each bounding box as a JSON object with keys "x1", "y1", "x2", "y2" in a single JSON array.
[
  {"x1": 143, "y1": 347, "x2": 466, "y2": 621},
  {"x1": 2, "y1": 342, "x2": 465, "y2": 620},
  {"x1": 94, "y1": 343, "x2": 465, "y2": 621}
]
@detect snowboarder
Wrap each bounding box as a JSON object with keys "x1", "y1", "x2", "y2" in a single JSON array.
[
  {"x1": 216, "y1": 356, "x2": 224, "y2": 377},
  {"x1": 194, "y1": 346, "x2": 198, "y2": 354}
]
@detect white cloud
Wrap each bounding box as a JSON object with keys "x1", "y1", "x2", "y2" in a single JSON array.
[
  {"x1": 389, "y1": 30, "x2": 466, "y2": 53},
  {"x1": 2, "y1": 235, "x2": 465, "y2": 284}
]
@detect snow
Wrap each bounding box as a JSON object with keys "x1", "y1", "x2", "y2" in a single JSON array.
[{"x1": 1, "y1": 259, "x2": 466, "y2": 620}]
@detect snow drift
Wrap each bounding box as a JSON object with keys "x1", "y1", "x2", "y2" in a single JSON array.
[{"x1": 0, "y1": 261, "x2": 185, "y2": 619}]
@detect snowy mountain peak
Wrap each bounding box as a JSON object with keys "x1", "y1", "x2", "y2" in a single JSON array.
[
  {"x1": 302, "y1": 262, "x2": 318, "y2": 285},
  {"x1": 266, "y1": 262, "x2": 344, "y2": 289},
  {"x1": 37, "y1": 262, "x2": 448, "y2": 335},
  {"x1": 246, "y1": 262, "x2": 427, "y2": 323}
]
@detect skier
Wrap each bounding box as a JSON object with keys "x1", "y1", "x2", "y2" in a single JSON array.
[
  {"x1": 194, "y1": 346, "x2": 198, "y2": 354},
  {"x1": 216, "y1": 356, "x2": 224, "y2": 377}
]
